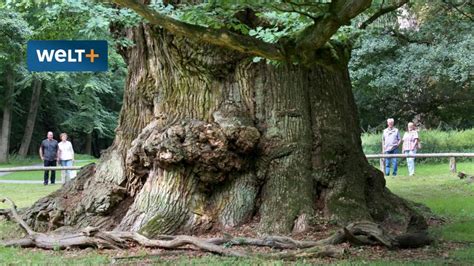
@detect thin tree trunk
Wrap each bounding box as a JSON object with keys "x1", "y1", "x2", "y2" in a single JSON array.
[
  {"x1": 18, "y1": 78, "x2": 43, "y2": 157},
  {"x1": 85, "y1": 132, "x2": 92, "y2": 155},
  {"x1": 0, "y1": 68, "x2": 14, "y2": 163}
]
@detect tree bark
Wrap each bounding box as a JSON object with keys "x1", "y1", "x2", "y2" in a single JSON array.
[
  {"x1": 18, "y1": 78, "x2": 43, "y2": 157},
  {"x1": 85, "y1": 131, "x2": 92, "y2": 155},
  {"x1": 0, "y1": 68, "x2": 14, "y2": 163},
  {"x1": 23, "y1": 25, "x2": 426, "y2": 237}
]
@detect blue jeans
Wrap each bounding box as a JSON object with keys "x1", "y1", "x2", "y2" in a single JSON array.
[
  {"x1": 384, "y1": 148, "x2": 398, "y2": 176},
  {"x1": 60, "y1": 160, "x2": 73, "y2": 183},
  {"x1": 404, "y1": 150, "x2": 416, "y2": 176}
]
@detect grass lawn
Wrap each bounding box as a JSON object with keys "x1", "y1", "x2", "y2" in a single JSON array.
[
  {"x1": 384, "y1": 162, "x2": 474, "y2": 264},
  {"x1": 1, "y1": 162, "x2": 473, "y2": 264},
  {"x1": 0, "y1": 154, "x2": 95, "y2": 167},
  {"x1": 0, "y1": 184, "x2": 58, "y2": 208},
  {"x1": 0, "y1": 154, "x2": 97, "y2": 181}
]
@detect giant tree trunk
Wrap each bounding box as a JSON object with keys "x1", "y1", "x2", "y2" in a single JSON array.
[
  {"x1": 24, "y1": 25, "x2": 426, "y2": 236},
  {"x1": 18, "y1": 78, "x2": 42, "y2": 157},
  {"x1": 0, "y1": 69, "x2": 14, "y2": 163}
]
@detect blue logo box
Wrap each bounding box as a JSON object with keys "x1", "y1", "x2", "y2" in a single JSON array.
[{"x1": 27, "y1": 40, "x2": 108, "y2": 72}]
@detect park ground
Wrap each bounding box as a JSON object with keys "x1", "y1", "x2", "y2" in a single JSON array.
[{"x1": 0, "y1": 159, "x2": 473, "y2": 265}]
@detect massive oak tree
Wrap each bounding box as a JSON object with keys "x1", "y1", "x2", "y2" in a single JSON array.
[{"x1": 24, "y1": 0, "x2": 427, "y2": 236}]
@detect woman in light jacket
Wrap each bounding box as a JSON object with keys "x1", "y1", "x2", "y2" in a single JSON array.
[
  {"x1": 402, "y1": 122, "x2": 419, "y2": 176},
  {"x1": 57, "y1": 133, "x2": 75, "y2": 183}
]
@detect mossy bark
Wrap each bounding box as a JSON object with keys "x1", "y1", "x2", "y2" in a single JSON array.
[{"x1": 23, "y1": 24, "x2": 426, "y2": 236}]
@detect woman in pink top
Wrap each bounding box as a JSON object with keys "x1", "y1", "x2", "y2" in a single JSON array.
[{"x1": 402, "y1": 122, "x2": 419, "y2": 176}]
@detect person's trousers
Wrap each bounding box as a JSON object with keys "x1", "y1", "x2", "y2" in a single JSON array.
[
  {"x1": 60, "y1": 160, "x2": 73, "y2": 183},
  {"x1": 384, "y1": 148, "x2": 398, "y2": 176},
  {"x1": 404, "y1": 150, "x2": 416, "y2": 176},
  {"x1": 43, "y1": 160, "x2": 56, "y2": 184}
]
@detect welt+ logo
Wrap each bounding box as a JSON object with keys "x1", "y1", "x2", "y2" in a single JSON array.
[{"x1": 27, "y1": 40, "x2": 108, "y2": 72}]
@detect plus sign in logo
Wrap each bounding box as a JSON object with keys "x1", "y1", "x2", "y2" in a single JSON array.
[{"x1": 27, "y1": 40, "x2": 108, "y2": 72}]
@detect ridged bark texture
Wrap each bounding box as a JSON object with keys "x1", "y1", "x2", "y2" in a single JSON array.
[{"x1": 23, "y1": 24, "x2": 426, "y2": 236}]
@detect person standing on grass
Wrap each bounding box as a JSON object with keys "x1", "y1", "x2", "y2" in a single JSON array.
[
  {"x1": 382, "y1": 118, "x2": 401, "y2": 176},
  {"x1": 39, "y1": 131, "x2": 58, "y2": 185},
  {"x1": 57, "y1": 133, "x2": 75, "y2": 184},
  {"x1": 402, "y1": 122, "x2": 419, "y2": 176}
]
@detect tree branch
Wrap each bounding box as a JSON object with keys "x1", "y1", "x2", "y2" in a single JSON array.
[
  {"x1": 295, "y1": 0, "x2": 372, "y2": 52},
  {"x1": 112, "y1": 0, "x2": 284, "y2": 60},
  {"x1": 442, "y1": 0, "x2": 474, "y2": 22},
  {"x1": 359, "y1": 0, "x2": 409, "y2": 29},
  {"x1": 0, "y1": 197, "x2": 35, "y2": 236},
  {"x1": 273, "y1": 1, "x2": 320, "y2": 21}
]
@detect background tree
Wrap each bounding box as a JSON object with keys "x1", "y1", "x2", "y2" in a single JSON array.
[
  {"x1": 351, "y1": 0, "x2": 474, "y2": 131},
  {"x1": 17, "y1": 74, "x2": 43, "y2": 157},
  {"x1": 1, "y1": 0, "x2": 127, "y2": 157},
  {"x1": 0, "y1": 10, "x2": 31, "y2": 162}
]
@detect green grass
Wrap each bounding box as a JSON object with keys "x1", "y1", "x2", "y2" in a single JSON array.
[
  {"x1": 0, "y1": 156, "x2": 41, "y2": 168},
  {"x1": 0, "y1": 154, "x2": 96, "y2": 168},
  {"x1": 381, "y1": 162, "x2": 474, "y2": 265},
  {"x1": 0, "y1": 245, "x2": 109, "y2": 265},
  {"x1": 0, "y1": 184, "x2": 58, "y2": 208},
  {"x1": 0, "y1": 155, "x2": 97, "y2": 181},
  {"x1": 1, "y1": 162, "x2": 474, "y2": 264}
]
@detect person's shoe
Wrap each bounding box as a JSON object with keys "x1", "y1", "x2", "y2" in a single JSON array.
[{"x1": 44, "y1": 183, "x2": 48, "y2": 186}]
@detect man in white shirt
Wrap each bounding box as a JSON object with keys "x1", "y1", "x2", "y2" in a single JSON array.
[{"x1": 382, "y1": 118, "x2": 401, "y2": 176}]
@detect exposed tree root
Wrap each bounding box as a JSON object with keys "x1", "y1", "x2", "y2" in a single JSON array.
[{"x1": 0, "y1": 197, "x2": 432, "y2": 260}]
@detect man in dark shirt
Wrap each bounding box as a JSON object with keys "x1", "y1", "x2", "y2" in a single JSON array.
[{"x1": 39, "y1": 131, "x2": 58, "y2": 185}]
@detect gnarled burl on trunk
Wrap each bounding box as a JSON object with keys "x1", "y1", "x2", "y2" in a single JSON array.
[{"x1": 23, "y1": 3, "x2": 427, "y2": 237}]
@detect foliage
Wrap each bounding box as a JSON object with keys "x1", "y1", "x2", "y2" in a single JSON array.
[
  {"x1": 0, "y1": 9, "x2": 32, "y2": 110},
  {"x1": 350, "y1": 1, "x2": 474, "y2": 130},
  {"x1": 146, "y1": 0, "x2": 329, "y2": 50},
  {"x1": 0, "y1": 0, "x2": 127, "y2": 156},
  {"x1": 0, "y1": 10, "x2": 31, "y2": 65}
]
